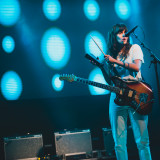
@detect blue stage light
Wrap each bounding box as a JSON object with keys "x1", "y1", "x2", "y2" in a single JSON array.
[
  {"x1": 52, "y1": 74, "x2": 64, "y2": 91},
  {"x1": 41, "y1": 28, "x2": 71, "y2": 70},
  {"x1": 1, "y1": 71, "x2": 23, "y2": 100},
  {"x1": 43, "y1": 0, "x2": 61, "y2": 21},
  {"x1": 85, "y1": 31, "x2": 106, "y2": 62},
  {"x1": 115, "y1": 0, "x2": 131, "y2": 20},
  {"x1": 84, "y1": 0, "x2": 100, "y2": 21},
  {"x1": 2, "y1": 36, "x2": 15, "y2": 53},
  {"x1": 88, "y1": 68, "x2": 110, "y2": 95},
  {"x1": 130, "y1": 37, "x2": 133, "y2": 44},
  {"x1": 0, "y1": 0, "x2": 21, "y2": 26}
]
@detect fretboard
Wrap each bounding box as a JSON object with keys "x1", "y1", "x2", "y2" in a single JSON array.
[{"x1": 76, "y1": 77, "x2": 120, "y2": 93}]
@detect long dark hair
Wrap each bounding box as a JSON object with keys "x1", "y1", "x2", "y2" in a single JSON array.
[{"x1": 107, "y1": 23, "x2": 132, "y2": 59}]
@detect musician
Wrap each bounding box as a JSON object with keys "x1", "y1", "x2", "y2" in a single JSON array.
[{"x1": 96, "y1": 24, "x2": 152, "y2": 160}]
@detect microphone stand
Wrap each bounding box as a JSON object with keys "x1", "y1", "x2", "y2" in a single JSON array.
[{"x1": 132, "y1": 32, "x2": 160, "y2": 105}]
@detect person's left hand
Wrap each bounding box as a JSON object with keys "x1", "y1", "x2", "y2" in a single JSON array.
[{"x1": 104, "y1": 55, "x2": 116, "y2": 64}]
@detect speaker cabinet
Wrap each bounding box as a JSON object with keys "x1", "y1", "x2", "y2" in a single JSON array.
[
  {"x1": 4, "y1": 134, "x2": 43, "y2": 160},
  {"x1": 102, "y1": 128, "x2": 115, "y2": 156},
  {"x1": 102, "y1": 126, "x2": 137, "y2": 157},
  {"x1": 54, "y1": 129, "x2": 92, "y2": 157}
]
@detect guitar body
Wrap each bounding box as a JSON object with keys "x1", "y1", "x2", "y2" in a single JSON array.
[{"x1": 111, "y1": 76, "x2": 154, "y2": 115}]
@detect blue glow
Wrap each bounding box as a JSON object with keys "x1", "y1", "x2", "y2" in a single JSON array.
[
  {"x1": 88, "y1": 68, "x2": 110, "y2": 95},
  {"x1": 43, "y1": 0, "x2": 61, "y2": 21},
  {"x1": 85, "y1": 31, "x2": 106, "y2": 62},
  {"x1": 130, "y1": 0, "x2": 140, "y2": 15},
  {"x1": 0, "y1": 0, "x2": 21, "y2": 26},
  {"x1": 129, "y1": 37, "x2": 133, "y2": 44},
  {"x1": 52, "y1": 74, "x2": 64, "y2": 91},
  {"x1": 115, "y1": 0, "x2": 131, "y2": 20},
  {"x1": 2, "y1": 36, "x2": 15, "y2": 53},
  {"x1": 41, "y1": 28, "x2": 71, "y2": 70},
  {"x1": 84, "y1": 0, "x2": 100, "y2": 21},
  {"x1": 1, "y1": 71, "x2": 23, "y2": 100}
]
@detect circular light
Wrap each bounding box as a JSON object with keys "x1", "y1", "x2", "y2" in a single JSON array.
[
  {"x1": 85, "y1": 31, "x2": 106, "y2": 62},
  {"x1": 83, "y1": 0, "x2": 100, "y2": 21},
  {"x1": 1, "y1": 71, "x2": 23, "y2": 100},
  {"x1": 115, "y1": 0, "x2": 131, "y2": 20},
  {"x1": 43, "y1": 0, "x2": 61, "y2": 21},
  {"x1": 88, "y1": 68, "x2": 110, "y2": 95},
  {"x1": 41, "y1": 28, "x2": 71, "y2": 70},
  {"x1": 2, "y1": 36, "x2": 15, "y2": 53},
  {"x1": 0, "y1": 0, "x2": 21, "y2": 26},
  {"x1": 52, "y1": 74, "x2": 64, "y2": 91}
]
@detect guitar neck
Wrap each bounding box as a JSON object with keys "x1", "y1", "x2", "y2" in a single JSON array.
[{"x1": 76, "y1": 77, "x2": 120, "y2": 94}]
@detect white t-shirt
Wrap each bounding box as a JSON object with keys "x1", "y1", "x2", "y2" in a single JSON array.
[
  {"x1": 109, "y1": 44, "x2": 144, "y2": 107},
  {"x1": 114, "y1": 44, "x2": 144, "y2": 80}
]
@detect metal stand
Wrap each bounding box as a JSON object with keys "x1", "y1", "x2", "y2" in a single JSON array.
[{"x1": 132, "y1": 32, "x2": 160, "y2": 105}]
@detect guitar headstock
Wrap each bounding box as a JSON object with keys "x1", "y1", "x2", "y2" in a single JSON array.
[
  {"x1": 59, "y1": 74, "x2": 77, "y2": 82},
  {"x1": 85, "y1": 53, "x2": 103, "y2": 67}
]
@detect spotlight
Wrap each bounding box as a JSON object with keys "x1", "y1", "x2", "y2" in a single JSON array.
[
  {"x1": 0, "y1": 0, "x2": 21, "y2": 26},
  {"x1": 41, "y1": 28, "x2": 71, "y2": 70},
  {"x1": 52, "y1": 74, "x2": 64, "y2": 91},
  {"x1": 1, "y1": 71, "x2": 23, "y2": 100},
  {"x1": 85, "y1": 31, "x2": 106, "y2": 62},
  {"x1": 88, "y1": 68, "x2": 109, "y2": 95},
  {"x1": 2, "y1": 36, "x2": 15, "y2": 53},
  {"x1": 115, "y1": 0, "x2": 131, "y2": 20},
  {"x1": 83, "y1": 0, "x2": 100, "y2": 21},
  {"x1": 43, "y1": 0, "x2": 61, "y2": 21}
]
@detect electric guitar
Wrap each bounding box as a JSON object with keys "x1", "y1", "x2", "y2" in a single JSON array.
[{"x1": 59, "y1": 74, "x2": 154, "y2": 115}]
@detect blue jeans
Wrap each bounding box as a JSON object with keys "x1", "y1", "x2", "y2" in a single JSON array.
[{"x1": 109, "y1": 93, "x2": 152, "y2": 160}]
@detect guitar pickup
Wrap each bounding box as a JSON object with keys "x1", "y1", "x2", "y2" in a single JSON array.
[
  {"x1": 119, "y1": 89, "x2": 124, "y2": 95},
  {"x1": 119, "y1": 89, "x2": 134, "y2": 98},
  {"x1": 128, "y1": 90, "x2": 134, "y2": 97}
]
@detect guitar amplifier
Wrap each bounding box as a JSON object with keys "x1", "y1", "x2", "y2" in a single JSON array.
[
  {"x1": 102, "y1": 128, "x2": 115, "y2": 156},
  {"x1": 102, "y1": 126, "x2": 137, "y2": 157},
  {"x1": 3, "y1": 134, "x2": 43, "y2": 160},
  {"x1": 54, "y1": 129, "x2": 92, "y2": 157}
]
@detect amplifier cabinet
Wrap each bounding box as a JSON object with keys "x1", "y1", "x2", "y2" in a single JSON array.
[
  {"x1": 54, "y1": 129, "x2": 92, "y2": 156},
  {"x1": 102, "y1": 128, "x2": 115, "y2": 156},
  {"x1": 102, "y1": 126, "x2": 137, "y2": 157},
  {"x1": 4, "y1": 134, "x2": 43, "y2": 160}
]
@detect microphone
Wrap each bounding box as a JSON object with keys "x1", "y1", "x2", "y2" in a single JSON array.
[{"x1": 123, "y1": 25, "x2": 138, "y2": 37}]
